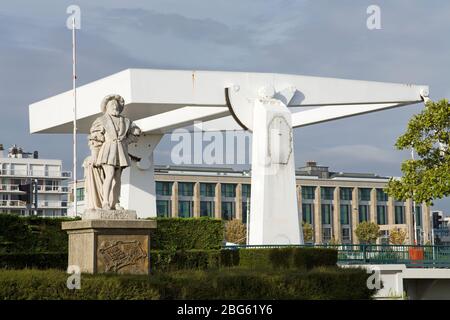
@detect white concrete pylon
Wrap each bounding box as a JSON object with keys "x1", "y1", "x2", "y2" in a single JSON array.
[{"x1": 249, "y1": 95, "x2": 303, "y2": 245}]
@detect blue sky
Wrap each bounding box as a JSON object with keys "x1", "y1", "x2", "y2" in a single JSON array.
[{"x1": 0, "y1": 0, "x2": 449, "y2": 212}]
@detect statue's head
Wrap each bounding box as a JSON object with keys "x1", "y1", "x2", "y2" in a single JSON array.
[{"x1": 101, "y1": 94, "x2": 125, "y2": 116}]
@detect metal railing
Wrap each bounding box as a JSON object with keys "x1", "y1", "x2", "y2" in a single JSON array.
[
  {"x1": 0, "y1": 184, "x2": 69, "y2": 193},
  {"x1": 0, "y1": 184, "x2": 21, "y2": 192},
  {"x1": 0, "y1": 200, "x2": 27, "y2": 208},
  {"x1": 0, "y1": 170, "x2": 71, "y2": 178},
  {"x1": 224, "y1": 244, "x2": 450, "y2": 268},
  {"x1": 36, "y1": 185, "x2": 69, "y2": 193},
  {"x1": 37, "y1": 201, "x2": 68, "y2": 208}
]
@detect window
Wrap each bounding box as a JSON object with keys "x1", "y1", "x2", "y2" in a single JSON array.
[
  {"x1": 301, "y1": 186, "x2": 315, "y2": 200},
  {"x1": 321, "y1": 187, "x2": 334, "y2": 200},
  {"x1": 340, "y1": 205, "x2": 350, "y2": 225},
  {"x1": 200, "y1": 201, "x2": 214, "y2": 218},
  {"x1": 340, "y1": 188, "x2": 352, "y2": 201},
  {"x1": 45, "y1": 180, "x2": 56, "y2": 191},
  {"x1": 323, "y1": 227, "x2": 332, "y2": 242},
  {"x1": 342, "y1": 228, "x2": 351, "y2": 242},
  {"x1": 242, "y1": 201, "x2": 250, "y2": 224},
  {"x1": 242, "y1": 184, "x2": 251, "y2": 198},
  {"x1": 221, "y1": 201, "x2": 235, "y2": 220},
  {"x1": 359, "y1": 188, "x2": 371, "y2": 201},
  {"x1": 156, "y1": 182, "x2": 172, "y2": 196},
  {"x1": 321, "y1": 204, "x2": 332, "y2": 225},
  {"x1": 395, "y1": 206, "x2": 405, "y2": 224},
  {"x1": 302, "y1": 203, "x2": 313, "y2": 224},
  {"x1": 221, "y1": 184, "x2": 236, "y2": 198},
  {"x1": 376, "y1": 189, "x2": 389, "y2": 201},
  {"x1": 359, "y1": 205, "x2": 369, "y2": 223},
  {"x1": 415, "y1": 206, "x2": 422, "y2": 227},
  {"x1": 156, "y1": 200, "x2": 170, "y2": 217},
  {"x1": 377, "y1": 205, "x2": 387, "y2": 225},
  {"x1": 76, "y1": 188, "x2": 84, "y2": 201},
  {"x1": 178, "y1": 183, "x2": 194, "y2": 197},
  {"x1": 200, "y1": 183, "x2": 215, "y2": 197},
  {"x1": 178, "y1": 201, "x2": 192, "y2": 218}
]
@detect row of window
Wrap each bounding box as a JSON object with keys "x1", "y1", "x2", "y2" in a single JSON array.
[
  {"x1": 157, "y1": 182, "x2": 392, "y2": 202},
  {"x1": 320, "y1": 228, "x2": 409, "y2": 245},
  {"x1": 302, "y1": 203, "x2": 423, "y2": 226},
  {"x1": 156, "y1": 182, "x2": 252, "y2": 198},
  {"x1": 157, "y1": 197, "x2": 423, "y2": 228},
  {"x1": 321, "y1": 227, "x2": 352, "y2": 243},
  {"x1": 156, "y1": 199, "x2": 249, "y2": 223},
  {"x1": 301, "y1": 187, "x2": 389, "y2": 201}
]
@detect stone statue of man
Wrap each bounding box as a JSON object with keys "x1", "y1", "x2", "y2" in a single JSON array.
[{"x1": 86, "y1": 94, "x2": 141, "y2": 210}]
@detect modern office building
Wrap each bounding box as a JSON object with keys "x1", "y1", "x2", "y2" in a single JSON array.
[
  {"x1": 0, "y1": 144, "x2": 70, "y2": 217},
  {"x1": 69, "y1": 161, "x2": 432, "y2": 245}
]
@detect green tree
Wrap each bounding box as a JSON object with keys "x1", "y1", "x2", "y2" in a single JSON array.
[
  {"x1": 355, "y1": 222, "x2": 380, "y2": 244},
  {"x1": 302, "y1": 222, "x2": 314, "y2": 243},
  {"x1": 224, "y1": 220, "x2": 246, "y2": 244},
  {"x1": 389, "y1": 228, "x2": 407, "y2": 245},
  {"x1": 386, "y1": 99, "x2": 450, "y2": 205}
]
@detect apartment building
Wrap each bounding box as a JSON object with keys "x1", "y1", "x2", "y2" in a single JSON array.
[
  {"x1": 0, "y1": 144, "x2": 70, "y2": 217},
  {"x1": 70, "y1": 161, "x2": 432, "y2": 245}
]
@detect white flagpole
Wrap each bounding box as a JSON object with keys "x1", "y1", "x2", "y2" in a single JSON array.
[
  {"x1": 411, "y1": 148, "x2": 417, "y2": 245},
  {"x1": 72, "y1": 17, "x2": 78, "y2": 217}
]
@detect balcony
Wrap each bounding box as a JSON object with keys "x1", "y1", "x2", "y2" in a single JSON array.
[
  {"x1": 29, "y1": 170, "x2": 72, "y2": 178},
  {"x1": 37, "y1": 201, "x2": 68, "y2": 208},
  {"x1": 36, "y1": 185, "x2": 69, "y2": 193},
  {"x1": 0, "y1": 200, "x2": 27, "y2": 208},
  {"x1": 0, "y1": 184, "x2": 24, "y2": 192},
  {"x1": 0, "y1": 170, "x2": 71, "y2": 178}
]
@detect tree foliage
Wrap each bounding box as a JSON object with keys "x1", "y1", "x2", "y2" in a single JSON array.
[
  {"x1": 355, "y1": 222, "x2": 380, "y2": 244},
  {"x1": 389, "y1": 228, "x2": 407, "y2": 245},
  {"x1": 386, "y1": 99, "x2": 450, "y2": 205},
  {"x1": 224, "y1": 220, "x2": 247, "y2": 244},
  {"x1": 302, "y1": 222, "x2": 314, "y2": 242}
]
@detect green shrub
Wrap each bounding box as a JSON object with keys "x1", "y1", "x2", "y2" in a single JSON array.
[
  {"x1": 149, "y1": 218, "x2": 224, "y2": 250},
  {"x1": 0, "y1": 214, "x2": 78, "y2": 253},
  {"x1": 150, "y1": 250, "x2": 219, "y2": 272},
  {"x1": 149, "y1": 247, "x2": 335, "y2": 272},
  {"x1": 0, "y1": 253, "x2": 67, "y2": 270},
  {"x1": 239, "y1": 247, "x2": 337, "y2": 271},
  {"x1": 0, "y1": 267, "x2": 375, "y2": 300},
  {"x1": 0, "y1": 269, "x2": 160, "y2": 300}
]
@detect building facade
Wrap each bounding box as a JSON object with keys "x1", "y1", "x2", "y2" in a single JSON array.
[
  {"x1": 70, "y1": 161, "x2": 432, "y2": 245},
  {"x1": 0, "y1": 144, "x2": 70, "y2": 217}
]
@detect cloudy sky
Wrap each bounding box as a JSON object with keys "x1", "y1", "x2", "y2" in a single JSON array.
[{"x1": 1, "y1": 0, "x2": 449, "y2": 211}]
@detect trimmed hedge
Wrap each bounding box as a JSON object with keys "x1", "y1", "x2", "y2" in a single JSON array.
[
  {"x1": 150, "y1": 247, "x2": 336, "y2": 272},
  {"x1": 0, "y1": 214, "x2": 78, "y2": 253},
  {"x1": 238, "y1": 247, "x2": 337, "y2": 270},
  {"x1": 0, "y1": 252, "x2": 67, "y2": 270},
  {"x1": 0, "y1": 215, "x2": 223, "y2": 253},
  {"x1": 0, "y1": 267, "x2": 376, "y2": 300},
  {"x1": 149, "y1": 249, "x2": 239, "y2": 272},
  {"x1": 149, "y1": 218, "x2": 224, "y2": 250},
  {"x1": 0, "y1": 248, "x2": 336, "y2": 272}
]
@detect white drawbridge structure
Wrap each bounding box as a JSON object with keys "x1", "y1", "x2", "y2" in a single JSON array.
[{"x1": 29, "y1": 69, "x2": 429, "y2": 245}]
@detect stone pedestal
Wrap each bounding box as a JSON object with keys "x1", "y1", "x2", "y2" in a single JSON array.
[{"x1": 62, "y1": 219, "x2": 157, "y2": 275}]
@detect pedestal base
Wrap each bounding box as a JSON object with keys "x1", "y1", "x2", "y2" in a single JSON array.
[{"x1": 62, "y1": 220, "x2": 157, "y2": 274}]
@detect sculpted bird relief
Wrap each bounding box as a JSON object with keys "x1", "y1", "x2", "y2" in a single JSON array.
[{"x1": 98, "y1": 240, "x2": 147, "y2": 272}]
